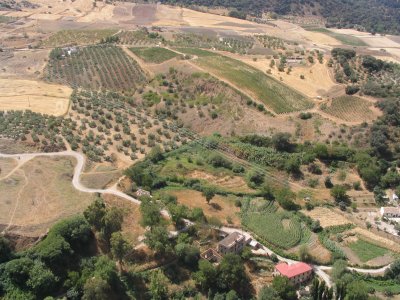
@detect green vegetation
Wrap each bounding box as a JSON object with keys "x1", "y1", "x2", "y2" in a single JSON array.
[
  {"x1": 331, "y1": 48, "x2": 400, "y2": 99},
  {"x1": 302, "y1": 27, "x2": 367, "y2": 46},
  {"x1": 349, "y1": 239, "x2": 389, "y2": 262},
  {"x1": 242, "y1": 211, "x2": 303, "y2": 249},
  {"x1": 41, "y1": 29, "x2": 118, "y2": 47},
  {"x1": 46, "y1": 45, "x2": 146, "y2": 91},
  {"x1": 129, "y1": 47, "x2": 179, "y2": 63},
  {"x1": 177, "y1": 48, "x2": 313, "y2": 113}
]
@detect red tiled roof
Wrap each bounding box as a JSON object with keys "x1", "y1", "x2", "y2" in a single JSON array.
[{"x1": 275, "y1": 262, "x2": 312, "y2": 278}]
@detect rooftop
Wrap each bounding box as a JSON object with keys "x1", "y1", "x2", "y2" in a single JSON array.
[
  {"x1": 218, "y1": 232, "x2": 245, "y2": 248},
  {"x1": 275, "y1": 262, "x2": 312, "y2": 278}
]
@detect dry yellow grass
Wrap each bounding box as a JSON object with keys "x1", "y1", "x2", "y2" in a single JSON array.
[
  {"x1": 303, "y1": 207, "x2": 353, "y2": 228},
  {"x1": 0, "y1": 79, "x2": 71, "y2": 116},
  {"x1": 169, "y1": 189, "x2": 241, "y2": 225},
  {"x1": 225, "y1": 53, "x2": 338, "y2": 98},
  {"x1": 0, "y1": 156, "x2": 94, "y2": 236}
]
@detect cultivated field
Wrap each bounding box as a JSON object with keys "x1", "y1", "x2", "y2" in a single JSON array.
[
  {"x1": 0, "y1": 78, "x2": 71, "y2": 116},
  {"x1": 321, "y1": 96, "x2": 378, "y2": 122},
  {"x1": 303, "y1": 207, "x2": 353, "y2": 228},
  {"x1": 242, "y1": 210, "x2": 304, "y2": 249},
  {"x1": 0, "y1": 156, "x2": 94, "y2": 236},
  {"x1": 129, "y1": 47, "x2": 179, "y2": 64},
  {"x1": 178, "y1": 48, "x2": 313, "y2": 113},
  {"x1": 41, "y1": 29, "x2": 119, "y2": 47},
  {"x1": 45, "y1": 45, "x2": 146, "y2": 91}
]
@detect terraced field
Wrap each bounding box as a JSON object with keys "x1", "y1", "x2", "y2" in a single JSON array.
[
  {"x1": 321, "y1": 96, "x2": 376, "y2": 122},
  {"x1": 45, "y1": 45, "x2": 146, "y2": 91},
  {"x1": 178, "y1": 48, "x2": 313, "y2": 113}
]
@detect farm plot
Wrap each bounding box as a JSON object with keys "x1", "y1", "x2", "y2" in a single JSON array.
[
  {"x1": 321, "y1": 96, "x2": 377, "y2": 122},
  {"x1": 171, "y1": 33, "x2": 254, "y2": 54},
  {"x1": 0, "y1": 90, "x2": 186, "y2": 166},
  {"x1": 129, "y1": 47, "x2": 178, "y2": 63},
  {"x1": 242, "y1": 211, "x2": 303, "y2": 249},
  {"x1": 303, "y1": 207, "x2": 352, "y2": 228},
  {"x1": 41, "y1": 29, "x2": 118, "y2": 47},
  {"x1": 179, "y1": 48, "x2": 313, "y2": 113},
  {"x1": 45, "y1": 45, "x2": 146, "y2": 91},
  {"x1": 348, "y1": 239, "x2": 389, "y2": 263},
  {"x1": 116, "y1": 29, "x2": 164, "y2": 46},
  {"x1": 0, "y1": 78, "x2": 71, "y2": 116},
  {"x1": 302, "y1": 27, "x2": 367, "y2": 47}
]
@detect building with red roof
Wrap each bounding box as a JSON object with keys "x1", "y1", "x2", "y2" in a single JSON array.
[{"x1": 274, "y1": 262, "x2": 313, "y2": 285}]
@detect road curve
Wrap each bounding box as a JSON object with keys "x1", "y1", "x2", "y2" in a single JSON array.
[
  {"x1": 0, "y1": 150, "x2": 393, "y2": 286},
  {"x1": 0, "y1": 150, "x2": 141, "y2": 205}
]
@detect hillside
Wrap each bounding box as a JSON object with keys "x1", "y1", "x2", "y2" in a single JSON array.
[{"x1": 159, "y1": 0, "x2": 400, "y2": 34}]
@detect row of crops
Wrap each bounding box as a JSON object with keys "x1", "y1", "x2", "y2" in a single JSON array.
[
  {"x1": 242, "y1": 211, "x2": 303, "y2": 249},
  {"x1": 320, "y1": 96, "x2": 375, "y2": 122},
  {"x1": 45, "y1": 45, "x2": 146, "y2": 91},
  {"x1": 170, "y1": 33, "x2": 254, "y2": 54},
  {"x1": 0, "y1": 90, "x2": 188, "y2": 162}
]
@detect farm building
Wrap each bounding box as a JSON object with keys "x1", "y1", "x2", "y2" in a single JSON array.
[
  {"x1": 217, "y1": 231, "x2": 247, "y2": 255},
  {"x1": 380, "y1": 207, "x2": 400, "y2": 218},
  {"x1": 136, "y1": 188, "x2": 152, "y2": 198},
  {"x1": 200, "y1": 248, "x2": 223, "y2": 263},
  {"x1": 274, "y1": 262, "x2": 313, "y2": 285}
]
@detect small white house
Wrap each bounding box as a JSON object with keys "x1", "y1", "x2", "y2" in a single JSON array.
[{"x1": 380, "y1": 207, "x2": 400, "y2": 218}]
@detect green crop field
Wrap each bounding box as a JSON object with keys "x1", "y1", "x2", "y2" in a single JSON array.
[
  {"x1": 242, "y1": 211, "x2": 303, "y2": 249},
  {"x1": 321, "y1": 96, "x2": 376, "y2": 122},
  {"x1": 129, "y1": 47, "x2": 179, "y2": 63},
  {"x1": 349, "y1": 239, "x2": 389, "y2": 262},
  {"x1": 177, "y1": 48, "x2": 313, "y2": 113},
  {"x1": 302, "y1": 26, "x2": 367, "y2": 47}
]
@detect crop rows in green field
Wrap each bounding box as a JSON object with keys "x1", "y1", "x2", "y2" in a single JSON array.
[
  {"x1": 129, "y1": 47, "x2": 178, "y2": 63},
  {"x1": 242, "y1": 211, "x2": 302, "y2": 249},
  {"x1": 177, "y1": 48, "x2": 313, "y2": 113}
]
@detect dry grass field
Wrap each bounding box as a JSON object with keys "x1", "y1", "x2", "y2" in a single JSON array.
[
  {"x1": 0, "y1": 156, "x2": 94, "y2": 236},
  {"x1": 0, "y1": 78, "x2": 71, "y2": 116},
  {"x1": 303, "y1": 207, "x2": 353, "y2": 228},
  {"x1": 168, "y1": 188, "x2": 241, "y2": 225},
  {"x1": 188, "y1": 170, "x2": 255, "y2": 194}
]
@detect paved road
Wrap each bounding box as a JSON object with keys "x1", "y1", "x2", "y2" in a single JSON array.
[{"x1": 0, "y1": 150, "x2": 393, "y2": 287}]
